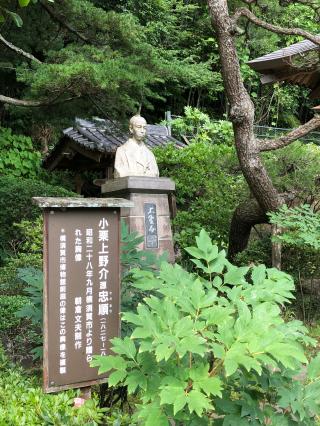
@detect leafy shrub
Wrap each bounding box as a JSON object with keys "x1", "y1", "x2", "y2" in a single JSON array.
[
  {"x1": 155, "y1": 141, "x2": 247, "y2": 250},
  {"x1": 169, "y1": 106, "x2": 234, "y2": 145},
  {"x1": 0, "y1": 347, "x2": 106, "y2": 426},
  {"x1": 0, "y1": 217, "x2": 43, "y2": 296},
  {"x1": 0, "y1": 294, "x2": 38, "y2": 363},
  {"x1": 0, "y1": 254, "x2": 42, "y2": 296},
  {"x1": 0, "y1": 127, "x2": 41, "y2": 178},
  {"x1": 269, "y1": 204, "x2": 320, "y2": 322},
  {"x1": 0, "y1": 295, "x2": 30, "y2": 336},
  {"x1": 121, "y1": 220, "x2": 168, "y2": 337},
  {"x1": 263, "y1": 141, "x2": 320, "y2": 200},
  {"x1": 0, "y1": 175, "x2": 76, "y2": 253},
  {"x1": 269, "y1": 204, "x2": 320, "y2": 250},
  {"x1": 13, "y1": 217, "x2": 43, "y2": 255},
  {"x1": 92, "y1": 230, "x2": 320, "y2": 425},
  {"x1": 15, "y1": 268, "x2": 43, "y2": 359}
]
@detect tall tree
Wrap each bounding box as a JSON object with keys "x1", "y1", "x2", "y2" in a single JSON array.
[{"x1": 207, "y1": 0, "x2": 320, "y2": 258}]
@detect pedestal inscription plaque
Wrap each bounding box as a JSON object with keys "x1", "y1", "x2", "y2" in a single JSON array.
[
  {"x1": 144, "y1": 203, "x2": 158, "y2": 248},
  {"x1": 33, "y1": 197, "x2": 133, "y2": 393}
]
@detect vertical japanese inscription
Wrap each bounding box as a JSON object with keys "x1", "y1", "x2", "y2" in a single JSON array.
[
  {"x1": 45, "y1": 209, "x2": 120, "y2": 391},
  {"x1": 144, "y1": 203, "x2": 159, "y2": 249}
]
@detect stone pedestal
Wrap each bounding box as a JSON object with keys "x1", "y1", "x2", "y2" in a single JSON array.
[{"x1": 101, "y1": 177, "x2": 175, "y2": 263}]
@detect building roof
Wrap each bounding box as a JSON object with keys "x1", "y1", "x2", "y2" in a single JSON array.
[
  {"x1": 43, "y1": 117, "x2": 185, "y2": 171},
  {"x1": 247, "y1": 39, "x2": 320, "y2": 98}
]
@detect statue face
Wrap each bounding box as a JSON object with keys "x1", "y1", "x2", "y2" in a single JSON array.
[{"x1": 130, "y1": 117, "x2": 147, "y2": 142}]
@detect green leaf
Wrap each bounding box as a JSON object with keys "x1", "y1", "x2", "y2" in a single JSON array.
[
  {"x1": 202, "y1": 305, "x2": 234, "y2": 326},
  {"x1": 308, "y1": 353, "x2": 320, "y2": 379},
  {"x1": 155, "y1": 343, "x2": 175, "y2": 362},
  {"x1": 90, "y1": 355, "x2": 127, "y2": 374},
  {"x1": 265, "y1": 342, "x2": 307, "y2": 367},
  {"x1": 190, "y1": 364, "x2": 223, "y2": 397},
  {"x1": 187, "y1": 390, "x2": 212, "y2": 417},
  {"x1": 185, "y1": 246, "x2": 205, "y2": 259},
  {"x1": 131, "y1": 326, "x2": 152, "y2": 339},
  {"x1": 7, "y1": 11, "x2": 23, "y2": 27},
  {"x1": 224, "y1": 265, "x2": 249, "y2": 286},
  {"x1": 122, "y1": 311, "x2": 143, "y2": 326},
  {"x1": 195, "y1": 229, "x2": 212, "y2": 253},
  {"x1": 211, "y1": 343, "x2": 225, "y2": 359},
  {"x1": 251, "y1": 264, "x2": 266, "y2": 285},
  {"x1": 125, "y1": 369, "x2": 147, "y2": 393},
  {"x1": 176, "y1": 335, "x2": 206, "y2": 358},
  {"x1": 160, "y1": 385, "x2": 187, "y2": 415},
  {"x1": 174, "y1": 316, "x2": 194, "y2": 338},
  {"x1": 208, "y1": 251, "x2": 227, "y2": 273},
  {"x1": 108, "y1": 369, "x2": 127, "y2": 387},
  {"x1": 19, "y1": 0, "x2": 31, "y2": 6},
  {"x1": 111, "y1": 337, "x2": 137, "y2": 360},
  {"x1": 135, "y1": 402, "x2": 169, "y2": 426}
]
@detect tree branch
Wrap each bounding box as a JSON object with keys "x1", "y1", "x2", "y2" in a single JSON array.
[
  {"x1": 259, "y1": 116, "x2": 320, "y2": 151},
  {"x1": 232, "y1": 7, "x2": 320, "y2": 46},
  {"x1": 40, "y1": 1, "x2": 90, "y2": 44},
  {"x1": 0, "y1": 94, "x2": 79, "y2": 107},
  {"x1": 0, "y1": 33, "x2": 42, "y2": 64}
]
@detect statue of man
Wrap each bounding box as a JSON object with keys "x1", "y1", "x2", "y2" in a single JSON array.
[{"x1": 114, "y1": 115, "x2": 159, "y2": 178}]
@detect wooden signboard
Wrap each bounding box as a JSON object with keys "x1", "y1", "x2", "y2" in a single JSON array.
[{"x1": 33, "y1": 198, "x2": 133, "y2": 393}]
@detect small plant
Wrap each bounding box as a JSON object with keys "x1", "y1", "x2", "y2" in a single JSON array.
[
  {"x1": 268, "y1": 204, "x2": 320, "y2": 250},
  {"x1": 269, "y1": 204, "x2": 320, "y2": 322},
  {"x1": 169, "y1": 106, "x2": 233, "y2": 145},
  {"x1": 0, "y1": 127, "x2": 41, "y2": 178},
  {"x1": 92, "y1": 230, "x2": 320, "y2": 425},
  {"x1": 15, "y1": 267, "x2": 43, "y2": 359},
  {"x1": 0, "y1": 348, "x2": 106, "y2": 426},
  {"x1": 121, "y1": 220, "x2": 168, "y2": 335}
]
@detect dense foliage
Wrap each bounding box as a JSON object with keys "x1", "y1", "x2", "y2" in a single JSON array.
[
  {"x1": 1, "y1": 0, "x2": 318, "y2": 141},
  {"x1": 0, "y1": 175, "x2": 76, "y2": 254},
  {"x1": 155, "y1": 137, "x2": 247, "y2": 249},
  {"x1": 0, "y1": 127, "x2": 41, "y2": 178},
  {"x1": 92, "y1": 230, "x2": 320, "y2": 425},
  {"x1": 0, "y1": 345, "x2": 107, "y2": 426}
]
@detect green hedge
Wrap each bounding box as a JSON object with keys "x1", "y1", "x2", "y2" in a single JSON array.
[
  {"x1": 155, "y1": 141, "x2": 247, "y2": 249},
  {"x1": 0, "y1": 175, "x2": 76, "y2": 253}
]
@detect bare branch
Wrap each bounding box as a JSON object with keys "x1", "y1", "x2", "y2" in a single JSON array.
[
  {"x1": 0, "y1": 33, "x2": 42, "y2": 64},
  {"x1": 259, "y1": 116, "x2": 320, "y2": 151},
  {"x1": 232, "y1": 7, "x2": 320, "y2": 46},
  {"x1": 40, "y1": 1, "x2": 90, "y2": 44},
  {"x1": 0, "y1": 94, "x2": 79, "y2": 107}
]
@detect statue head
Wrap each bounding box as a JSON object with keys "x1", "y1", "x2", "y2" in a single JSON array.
[{"x1": 129, "y1": 115, "x2": 147, "y2": 143}]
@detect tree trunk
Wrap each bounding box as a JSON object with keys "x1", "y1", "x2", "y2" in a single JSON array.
[
  {"x1": 208, "y1": 0, "x2": 284, "y2": 257},
  {"x1": 228, "y1": 198, "x2": 267, "y2": 260}
]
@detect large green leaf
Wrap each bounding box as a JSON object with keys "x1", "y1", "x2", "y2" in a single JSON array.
[
  {"x1": 125, "y1": 369, "x2": 147, "y2": 393},
  {"x1": 90, "y1": 355, "x2": 127, "y2": 375},
  {"x1": 111, "y1": 337, "x2": 137, "y2": 360},
  {"x1": 187, "y1": 390, "x2": 212, "y2": 417},
  {"x1": 160, "y1": 384, "x2": 187, "y2": 415}
]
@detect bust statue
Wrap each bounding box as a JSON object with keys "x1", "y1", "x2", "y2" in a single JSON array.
[{"x1": 114, "y1": 115, "x2": 159, "y2": 178}]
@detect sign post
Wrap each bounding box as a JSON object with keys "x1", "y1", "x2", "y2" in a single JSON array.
[{"x1": 33, "y1": 197, "x2": 133, "y2": 393}]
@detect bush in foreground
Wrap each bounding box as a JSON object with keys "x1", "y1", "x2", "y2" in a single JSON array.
[
  {"x1": 0, "y1": 346, "x2": 106, "y2": 426},
  {"x1": 92, "y1": 230, "x2": 320, "y2": 425}
]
